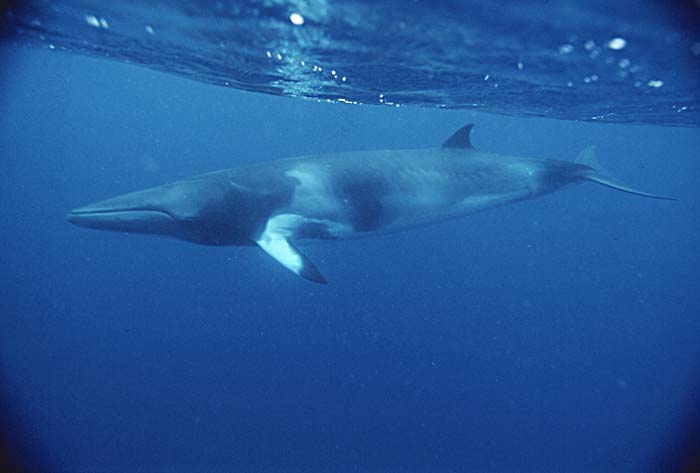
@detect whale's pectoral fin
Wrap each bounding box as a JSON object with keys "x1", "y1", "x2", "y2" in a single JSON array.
[{"x1": 256, "y1": 233, "x2": 327, "y2": 284}]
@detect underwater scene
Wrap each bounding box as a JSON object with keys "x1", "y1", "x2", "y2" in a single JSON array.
[{"x1": 1, "y1": 1, "x2": 699, "y2": 472}]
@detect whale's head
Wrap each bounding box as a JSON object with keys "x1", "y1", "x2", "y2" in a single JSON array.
[{"x1": 67, "y1": 171, "x2": 260, "y2": 246}]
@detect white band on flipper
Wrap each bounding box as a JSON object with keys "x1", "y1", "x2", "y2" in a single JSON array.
[{"x1": 255, "y1": 214, "x2": 327, "y2": 284}]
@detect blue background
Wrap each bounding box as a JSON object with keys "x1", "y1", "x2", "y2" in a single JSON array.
[{"x1": 1, "y1": 47, "x2": 699, "y2": 472}]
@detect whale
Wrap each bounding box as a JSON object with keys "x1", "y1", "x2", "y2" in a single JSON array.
[{"x1": 67, "y1": 124, "x2": 673, "y2": 284}]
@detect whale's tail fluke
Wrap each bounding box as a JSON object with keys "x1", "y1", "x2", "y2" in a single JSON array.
[{"x1": 575, "y1": 145, "x2": 676, "y2": 201}]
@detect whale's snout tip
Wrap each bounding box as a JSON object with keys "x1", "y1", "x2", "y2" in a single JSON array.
[{"x1": 66, "y1": 208, "x2": 82, "y2": 224}]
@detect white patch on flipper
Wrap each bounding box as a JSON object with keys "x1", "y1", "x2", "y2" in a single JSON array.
[
  {"x1": 257, "y1": 233, "x2": 303, "y2": 274},
  {"x1": 256, "y1": 214, "x2": 305, "y2": 274},
  {"x1": 255, "y1": 214, "x2": 328, "y2": 283}
]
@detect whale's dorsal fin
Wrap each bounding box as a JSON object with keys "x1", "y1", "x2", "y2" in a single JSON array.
[
  {"x1": 442, "y1": 124, "x2": 474, "y2": 149},
  {"x1": 255, "y1": 214, "x2": 327, "y2": 284}
]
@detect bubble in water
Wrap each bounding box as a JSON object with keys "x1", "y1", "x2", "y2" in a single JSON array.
[
  {"x1": 289, "y1": 12, "x2": 304, "y2": 26},
  {"x1": 84, "y1": 14, "x2": 100, "y2": 28},
  {"x1": 85, "y1": 14, "x2": 108, "y2": 29},
  {"x1": 558, "y1": 44, "x2": 573, "y2": 54},
  {"x1": 607, "y1": 37, "x2": 626, "y2": 50}
]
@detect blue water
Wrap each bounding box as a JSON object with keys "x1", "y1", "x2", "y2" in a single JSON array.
[{"x1": 1, "y1": 3, "x2": 700, "y2": 473}]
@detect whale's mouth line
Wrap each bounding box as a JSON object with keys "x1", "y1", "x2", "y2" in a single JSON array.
[
  {"x1": 66, "y1": 207, "x2": 180, "y2": 231},
  {"x1": 68, "y1": 207, "x2": 176, "y2": 220}
]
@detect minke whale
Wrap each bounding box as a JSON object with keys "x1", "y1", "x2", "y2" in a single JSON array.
[{"x1": 68, "y1": 124, "x2": 673, "y2": 284}]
